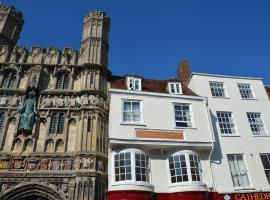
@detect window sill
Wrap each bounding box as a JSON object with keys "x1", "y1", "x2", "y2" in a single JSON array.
[
  {"x1": 234, "y1": 186, "x2": 255, "y2": 191},
  {"x1": 211, "y1": 96, "x2": 230, "y2": 99},
  {"x1": 221, "y1": 134, "x2": 241, "y2": 137},
  {"x1": 241, "y1": 98, "x2": 258, "y2": 100},
  {"x1": 169, "y1": 182, "x2": 207, "y2": 188},
  {"x1": 174, "y1": 127, "x2": 197, "y2": 130},
  {"x1": 111, "y1": 181, "x2": 154, "y2": 188},
  {"x1": 120, "y1": 123, "x2": 146, "y2": 127},
  {"x1": 253, "y1": 135, "x2": 270, "y2": 137}
]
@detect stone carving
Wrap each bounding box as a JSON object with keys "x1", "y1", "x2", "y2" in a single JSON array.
[
  {"x1": 28, "y1": 47, "x2": 43, "y2": 64},
  {"x1": 29, "y1": 74, "x2": 38, "y2": 87},
  {"x1": 0, "y1": 94, "x2": 8, "y2": 106},
  {"x1": 40, "y1": 159, "x2": 49, "y2": 170},
  {"x1": 51, "y1": 160, "x2": 60, "y2": 170},
  {"x1": 89, "y1": 95, "x2": 95, "y2": 104},
  {"x1": 81, "y1": 157, "x2": 95, "y2": 169},
  {"x1": 56, "y1": 95, "x2": 66, "y2": 107},
  {"x1": 1, "y1": 183, "x2": 12, "y2": 192},
  {"x1": 61, "y1": 183, "x2": 68, "y2": 192},
  {"x1": 62, "y1": 48, "x2": 77, "y2": 65},
  {"x1": 18, "y1": 88, "x2": 38, "y2": 133},
  {"x1": 63, "y1": 159, "x2": 72, "y2": 170},
  {"x1": 0, "y1": 45, "x2": 9, "y2": 63},
  {"x1": 9, "y1": 46, "x2": 26, "y2": 63},
  {"x1": 0, "y1": 160, "x2": 9, "y2": 169},
  {"x1": 81, "y1": 94, "x2": 89, "y2": 105},
  {"x1": 13, "y1": 158, "x2": 26, "y2": 169},
  {"x1": 10, "y1": 94, "x2": 21, "y2": 107},
  {"x1": 97, "y1": 160, "x2": 104, "y2": 171},
  {"x1": 42, "y1": 95, "x2": 53, "y2": 107},
  {"x1": 44, "y1": 47, "x2": 60, "y2": 65},
  {"x1": 68, "y1": 95, "x2": 77, "y2": 107},
  {"x1": 27, "y1": 161, "x2": 37, "y2": 171}
]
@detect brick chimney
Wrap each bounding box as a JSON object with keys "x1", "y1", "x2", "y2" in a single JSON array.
[{"x1": 177, "y1": 60, "x2": 190, "y2": 84}]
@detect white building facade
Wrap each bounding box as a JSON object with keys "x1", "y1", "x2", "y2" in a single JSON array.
[
  {"x1": 107, "y1": 74, "x2": 215, "y2": 200},
  {"x1": 188, "y1": 73, "x2": 270, "y2": 200}
]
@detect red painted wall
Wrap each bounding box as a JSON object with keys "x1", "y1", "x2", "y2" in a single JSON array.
[
  {"x1": 157, "y1": 191, "x2": 210, "y2": 200},
  {"x1": 108, "y1": 191, "x2": 270, "y2": 200},
  {"x1": 107, "y1": 191, "x2": 210, "y2": 200},
  {"x1": 107, "y1": 190, "x2": 155, "y2": 200}
]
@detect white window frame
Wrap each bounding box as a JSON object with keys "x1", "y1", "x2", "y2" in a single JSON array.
[
  {"x1": 173, "y1": 103, "x2": 193, "y2": 128},
  {"x1": 216, "y1": 111, "x2": 237, "y2": 135},
  {"x1": 227, "y1": 154, "x2": 252, "y2": 189},
  {"x1": 209, "y1": 81, "x2": 227, "y2": 98},
  {"x1": 112, "y1": 148, "x2": 151, "y2": 186},
  {"x1": 169, "y1": 82, "x2": 182, "y2": 94},
  {"x1": 246, "y1": 112, "x2": 266, "y2": 136},
  {"x1": 122, "y1": 100, "x2": 143, "y2": 124},
  {"x1": 260, "y1": 153, "x2": 270, "y2": 184},
  {"x1": 127, "y1": 77, "x2": 142, "y2": 91},
  {"x1": 238, "y1": 83, "x2": 255, "y2": 99},
  {"x1": 167, "y1": 150, "x2": 203, "y2": 186}
]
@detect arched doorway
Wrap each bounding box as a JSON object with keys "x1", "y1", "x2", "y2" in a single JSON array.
[{"x1": 0, "y1": 183, "x2": 66, "y2": 200}]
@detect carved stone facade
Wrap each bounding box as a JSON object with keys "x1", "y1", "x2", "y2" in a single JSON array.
[{"x1": 0, "y1": 5, "x2": 109, "y2": 200}]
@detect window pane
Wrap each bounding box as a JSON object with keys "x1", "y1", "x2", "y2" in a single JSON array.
[
  {"x1": 0, "y1": 112, "x2": 5, "y2": 135},
  {"x1": 260, "y1": 154, "x2": 270, "y2": 184},
  {"x1": 210, "y1": 82, "x2": 225, "y2": 97},
  {"x1": 247, "y1": 113, "x2": 265, "y2": 136},
  {"x1": 123, "y1": 101, "x2": 141, "y2": 123},
  {"x1": 49, "y1": 113, "x2": 57, "y2": 134},
  {"x1": 174, "y1": 104, "x2": 192, "y2": 127},
  {"x1": 56, "y1": 74, "x2": 63, "y2": 89},
  {"x1": 217, "y1": 111, "x2": 236, "y2": 135},
  {"x1": 57, "y1": 113, "x2": 65, "y2": 133},
  {"x1": 114, "y1": 152, "x2": 132, "y2": 182},
  {"x1": 135, "y1": 153, "x2": 150, "y2": 182},
  {"x1": 227, "y1": 154, "x2": 250, "y2": 187},
  {"x1": 238, "y1": 84, "x2": 254, "y2": 99},
  {"x1": 63, "y1": 75, "x2": 70, "y2": 89},
  {"x1": 169, "y1": 154, "x2": 188, "y2": 183},
  {"x1": 2, "y1": 72, "x2": 16, "y2": 88}
]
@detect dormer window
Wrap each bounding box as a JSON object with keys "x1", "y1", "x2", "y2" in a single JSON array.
[
  {"x1": 169, "y1": 83, "x2": 182, "y2": 94},
  {"x1": 127, "y1": 77, "x2": 142, "y2": 91}
]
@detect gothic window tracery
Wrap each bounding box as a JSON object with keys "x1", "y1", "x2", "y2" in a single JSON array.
[
  {"x1": 56, "y1": 73, "x2": 70, "y2": 90},
  {"x1": 1, "y1": 71, "x2": 17, "y2": 88},
  {"x1": 49, "y1": 113, "x2": 65, "y2": 134},
  {"x1": 0, "y1": 112, "x2": 5, "y2": 136}
]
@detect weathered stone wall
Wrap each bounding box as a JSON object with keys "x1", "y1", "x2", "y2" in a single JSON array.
[{"x1": 0, "y1": 8, "x2": 110, "y2": 200}]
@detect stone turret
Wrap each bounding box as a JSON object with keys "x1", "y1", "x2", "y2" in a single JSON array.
[
  {"x1": 0, "y1": 4, "x2": 24, "y2": 49},
  {"x1": 80, "y1": 11, "x2": 110, "y2": 67}
]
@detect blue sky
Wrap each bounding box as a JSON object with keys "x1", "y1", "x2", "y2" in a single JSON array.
[{"x1": 3, "y1": 0, "x2": 270, "y2": 84}]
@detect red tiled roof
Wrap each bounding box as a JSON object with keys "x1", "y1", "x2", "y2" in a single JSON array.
[
  {"x1": 265, "y1": 86, "x2": 270, "y2": 101},
  {"x1": 109, "y1": 75, "x2": 198, "y2": 96}
]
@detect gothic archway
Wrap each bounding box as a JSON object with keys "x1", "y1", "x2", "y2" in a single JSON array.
[{"x1": 0, "y1": 183, "x2": 66, "y2": 200}]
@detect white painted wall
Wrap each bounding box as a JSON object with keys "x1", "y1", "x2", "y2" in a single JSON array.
[
  {"x1": 108, "y1": 89, "x2": 214, "y2": 193},
  {"x1": 188, "y1": 73, "x2": 270, "y2": 193}
]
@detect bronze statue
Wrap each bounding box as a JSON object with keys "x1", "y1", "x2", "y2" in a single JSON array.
[{"x1": 18, "y1": 88, "x2": 38, "y2": 134}]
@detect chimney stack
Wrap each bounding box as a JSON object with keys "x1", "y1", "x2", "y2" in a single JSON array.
[{"x1": 177, "y1": 60, "x2": 190, "y2": 84}]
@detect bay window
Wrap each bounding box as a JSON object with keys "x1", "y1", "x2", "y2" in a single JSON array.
[
  {"x1": 113, "y1": 149, "x2": 150, "y2": 184},
  {"x1": 169, "y1": 150, "x2": 202, "y2": 184}
]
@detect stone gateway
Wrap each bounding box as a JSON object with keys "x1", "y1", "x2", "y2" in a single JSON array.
[{"x1": 0, "y1": 4, "x2": 109, "y2": 200}]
